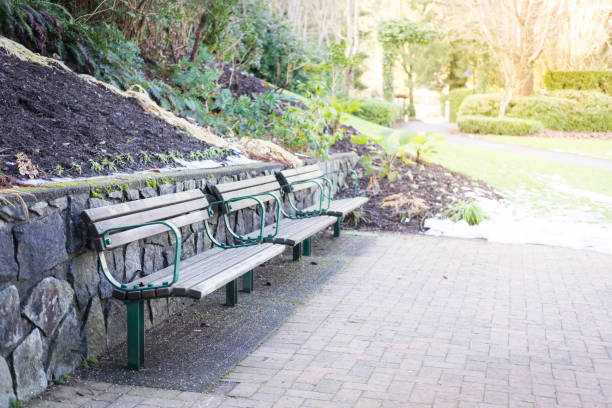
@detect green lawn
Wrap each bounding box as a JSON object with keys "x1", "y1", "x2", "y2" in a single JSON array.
[
  {"x1": 475, "y1": 135, "x2": 612, "y2": 160},
  {"x1": 433, "y1": 142, "x2": 612, "y2": 222}
]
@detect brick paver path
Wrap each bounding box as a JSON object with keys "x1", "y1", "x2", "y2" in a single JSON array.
[{"x1": 32, "y1": 234, "x2": 612, "y2": 407}]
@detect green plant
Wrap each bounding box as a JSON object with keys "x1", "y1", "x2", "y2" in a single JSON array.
[
  {"x1": 351, "y1": 98, "x2": 402, "y2": 126},
  {"x1": 102, "y1": 158, "x2": 117, "y2": 172},
  {"x1": 54, "y1": 374, "x2": 69, "y2": 384},
  {"x1": 123, "y1": 153, "x2": 135, "y2": 165},
  {"x1": 411, "y1": 132, "x2": 445, "y2": 164},
  {"x1": 357, "y1": 131, "x2": 413, "y2": 181},
  {"x1": 329, "y1": 96, "x2": 363, "y2": 134},
  {"x1": 544, "y1": 71, "x2": 612, "y2": 95},
  {"x1": 444, "y1": 88, "x2": 472, "y2": 123},
  {"x1": 154, "y1": 153, "x2": 170, "y2": 164},
  {"x1": 458, "y1": 93, "x2": 611, "y2": 132},
  {"x1": 9, "y1": 397, "x2": 23, "y2": 408},
  {"x1": 457, "y1": 115, "x2": 543, "y2": 135},
  {"x1": 70, "y1": 162, "x2": 82, "y2": 175},
  {"x1": 443, "y1": 200, "x2": 487, "y2": 225},
  {"x1": 89, "y1": 159, "x2": 104, "y2": 174},
  {"x1": 52, "y1": 164, "x2": 64, "y2": 177},
  {"x1": 139, "y1": 151, "x2": 151, "y2": 164}
]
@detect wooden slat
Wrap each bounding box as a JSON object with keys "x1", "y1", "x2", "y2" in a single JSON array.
[
  {"x1": 284, "y1": 170, "x2": 325, "y2": 185},
  {"x1": 92, "y1": 197, "x2": 209, "y2": 235},
  {"x1": 218, "y1": 181, "x2": 281, "y2": 201},
  {"x1": 212, "y1": 175, "x2": 279, "y2": 194},
  {"x1": 280, "y1": 165, "x2": 320, "y2": 178},
  {"x1": 173, "y1": 245, "x2": 269, "y2": 292},
  {"x1": 83, "y1": 190, "x2": 204, "y2": 223},
  {"x1": 104, "y1": 209, "x2": 210, "y2": 249},
  {"x1": 304, "y1": 197, "x2": 369, "y2": 217},
  {"x1": 223, "y1": 191, "x2": 282, "y2": 212},
  {"x1": 186, "y1": 245, "x2": 284, "y2": 298}
]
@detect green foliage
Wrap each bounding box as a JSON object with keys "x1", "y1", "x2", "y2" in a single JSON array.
[
  {"x1": 411, "y1": 132, "x2": 445, "y2": 164},
  {"x1": 444, "y1": 88, "x2": 472, "y2": 123},
  {"x1": 459, "y1": 92, "x2": 612, "y2": 132},
  {"x1": 220, "y1": 0, "x2": 311, "y2": 91},
  {"x1": 9, "y1": 397, "x2": 23, "y2": 408},
  {"x1": 351, "y1": 98, "x2": 402, "y2": 127},
  {"x1": 378, "y1": 18, "x2": 439, "y2": 103},
  {"x1": 443, "y1": 200, "x2": 487, "y2": 225},
  {"x1": 377, "y1": 18, "x2": 439, "y2": 48},
  {"x1": 354, "y1": 130, "x2": 443, "y2": 180},
  {"x1": 544, "y1": 71, "x2": 612, "y2": 95},
  {"x1": 457, "y1": 115, "x2": 543, "y2": 136},
  {"x1": 329, "y1": 96, "x2": 362, "y2": 133}
]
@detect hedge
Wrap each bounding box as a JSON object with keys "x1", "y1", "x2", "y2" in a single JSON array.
[
  {"x1": 458, "y1": 92, "x2": 612, "y2": 132},
  {"x1": 352, "y1": 98, "x2": 402, "y2": 127},
  {"x1": 441, "y1": 88, "x2": 473, "y2": 123},
  {"x1": 457, "y1": 115, "x2": 543, "y2": 136},
  {"x1": 544, "y1": 71, "x2": 612, "y2": 95}
]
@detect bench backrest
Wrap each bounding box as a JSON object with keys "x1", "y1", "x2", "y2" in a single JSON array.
[
  {"x1": 207, "y1": 175, "x2": 282, "y2": 213},
  {"x1": 82, "y1": 189, "x2": 210, "y2": 250},
  {"x1": 276, "y1": 165, "x2": 325, "y2": 193}
]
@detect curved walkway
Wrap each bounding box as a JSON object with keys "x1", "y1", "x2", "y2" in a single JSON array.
[
  {"x1": 394, "y1": 121, "x2": 612, "y2": 172},
  {"x1": 30, "y1": 233, "x2": 612, "y2": 408}
]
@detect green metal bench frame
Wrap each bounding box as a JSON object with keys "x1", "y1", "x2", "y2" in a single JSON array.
[{"x1": 85, "y1": 190, "x2": 284, "y2": 370}]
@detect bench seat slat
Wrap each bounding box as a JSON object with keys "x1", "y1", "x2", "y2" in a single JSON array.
[
  {"x1": 175, "y1": 245, "x2": 272, "y2": 291},
  {"x1": 120, "y1": 244, "x2": 283, "y2": 299},
  {"x1": 305, "y1": 197, "x2": 369, "y2": 217},
  {"x1": 186, "y1": 245, "x2": 284, "y2": 298}
]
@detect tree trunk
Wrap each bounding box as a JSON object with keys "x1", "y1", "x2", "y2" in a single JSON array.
[
  {"x1": 190, "y1": 11, "x2": 207, "y2": 62},
  {"x1": 518, "y1": 65, "x2": 534, "y2": 96}
]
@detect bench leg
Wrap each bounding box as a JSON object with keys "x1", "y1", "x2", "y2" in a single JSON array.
[
  {"x1": 293, "y1": 243, "x2": 302, "y2": 261},
  {"x1": 303, "y1": 237, "x2": 312, "y2": 256},
  {"x1": 333, "y1": 218, "x2": 341, "y2": 237},
  {"x1": 226, "y1": 279, "x2": 238, "y2": 306},
  {"x1": 126, "y1": 300, "x2": 145, "y2": 370},
  {"x1": 241, "y1": 270, "x2": 254, "y2": 293}
]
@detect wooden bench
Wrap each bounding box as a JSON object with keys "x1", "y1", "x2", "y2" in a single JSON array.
[
  {"x1": 275, "y1": 164, "x2": 369, "y2": 237},
  {"x1": 207, "y1": 174, "x2": 339, "y2": 261},
  {"x1": 82, "y1": 189, "x2": 284, "y2": 370}
]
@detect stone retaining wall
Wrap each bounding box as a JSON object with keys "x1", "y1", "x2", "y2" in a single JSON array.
[{"x1": 0, "y1": 153, "x2": 357, "y2": 406}]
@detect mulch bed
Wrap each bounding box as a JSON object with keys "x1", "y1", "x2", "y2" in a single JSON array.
[
  {"x1": 217, "y1": 64, "x2": 270, "y2": 98},
  {"x1": 331, "y1": 135, "x2": 502, "y2": 232},
  {"x1": 0, "y1": 52, "x2": 226, "y2": 180}
]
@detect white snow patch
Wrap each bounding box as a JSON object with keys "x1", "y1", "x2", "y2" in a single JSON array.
[
  {"x1": 425, "y1": 197, "x2": 612, "y2": 255},
  {"x1": 17, "y1": 154, "x2": 258, "y2": 187}
]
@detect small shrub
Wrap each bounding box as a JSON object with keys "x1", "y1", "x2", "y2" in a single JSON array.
[
  {"x1": 544, "y1": 71, "x2": 612, "y2": 95},
  {"x1": 457, "y1": 115, "x2": 543, "y2": 136},
  {"x1": 443, "y1": 200, "x2": 487, "y2": 225},
  {"x1": 444, "y1": 88, "x2": 472, "y2": 123},
  {"x1": 351, "y1": 98, "x2": 402, "y2": 126},
  {"x1": 459, "y1": 92, "x2": 611, "y2": 132}
]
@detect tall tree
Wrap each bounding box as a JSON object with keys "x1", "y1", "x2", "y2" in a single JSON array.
[{"x1": 377, "y1": 18, "x2": 438, "y2": 110}]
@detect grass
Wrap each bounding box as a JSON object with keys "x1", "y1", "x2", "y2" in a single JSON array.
[
  {"x1": 475, "y1": 135, "x2": 612, "y2": 160},
  {"x1": 433, "y1": 142, "x2": 612, "y2": 222}
]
